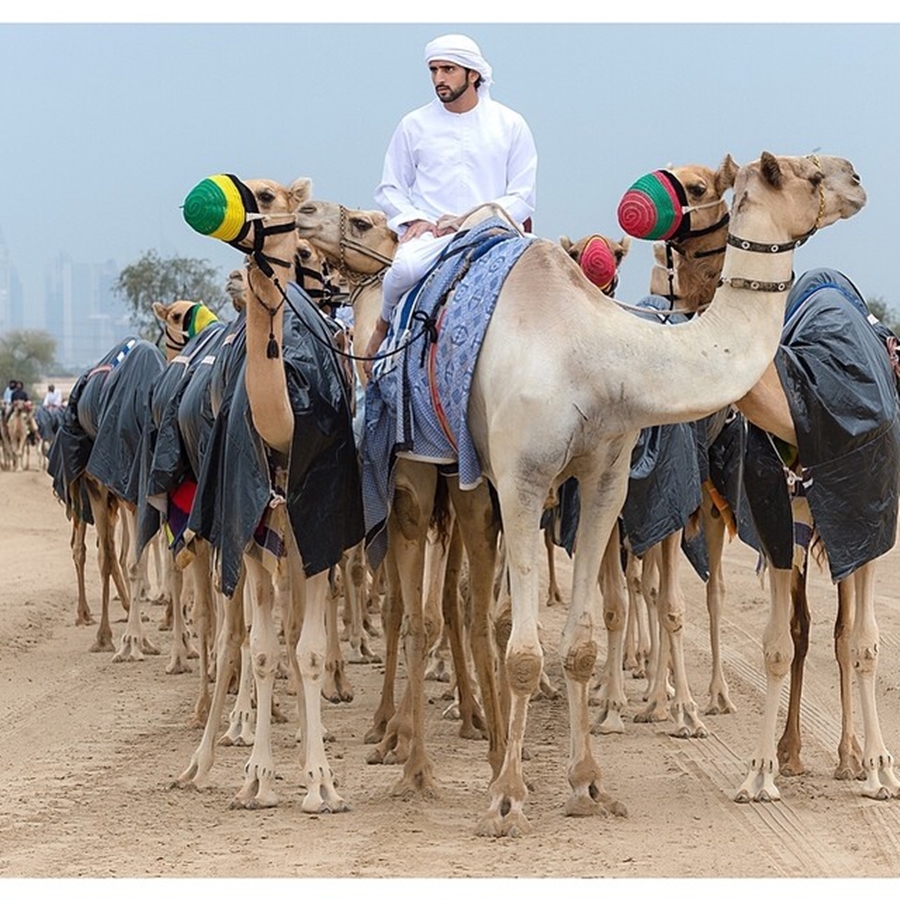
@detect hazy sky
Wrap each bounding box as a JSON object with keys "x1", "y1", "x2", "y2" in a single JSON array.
[{"x1": 2, "y1": 7, "x2": 899, "y2": 329}]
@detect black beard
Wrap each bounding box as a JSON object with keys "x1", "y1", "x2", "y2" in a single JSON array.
[{"x1": 435, "y1": 82, "x2": 470, "y2": 104}]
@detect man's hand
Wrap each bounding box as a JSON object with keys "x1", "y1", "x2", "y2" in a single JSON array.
[{"x1": 399, "y1": 219, "x2": 437, "y2": 244}]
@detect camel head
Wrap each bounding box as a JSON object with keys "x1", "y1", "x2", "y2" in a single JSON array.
[
  {"x1": 559, "y1": 233, "x2": 631, "y2": 296},
  {"x1": 152, "y1": 299, "x2": 220, "y2": 359},
  {"x1": 182, "y1": 174, "x2": 313, "y2": 273},
  {"x1": 295, "y1": 201, "x2": 397, "y2": 278},
  {"x1": 730, "y1": 153, "x2": 866, "y2": 242},
  {"x1": 225, "y1": 268, "x2": 248, "y2": 312}
]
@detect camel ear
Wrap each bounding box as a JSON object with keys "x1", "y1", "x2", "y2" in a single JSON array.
[
  {"x1": 759, "y1": 152, "x2": 783, "y2": 188},
  {"x1": 559, "y1": 235, "x2": 573, "y2": 251},
  {"x1": 716, "y1": 154, "x2": 740, "y2": 194},
  {"x1": 289, "y1": 177, "x2": 313, "y2": 205},
  {"x1": 152, "y1": 301, "x2": 168, "y2": 322},
  {"x1": 618, "y1": 236, "x2": 631, "y2": 258}
]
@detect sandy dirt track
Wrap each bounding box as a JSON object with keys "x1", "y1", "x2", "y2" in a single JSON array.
[{"x1": 2, "y1": 465, "x2": 900, "y2": 882}]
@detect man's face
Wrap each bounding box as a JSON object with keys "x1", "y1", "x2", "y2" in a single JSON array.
[{"x1": 429, "y1": 60, "x2": 476, "y2": 105}]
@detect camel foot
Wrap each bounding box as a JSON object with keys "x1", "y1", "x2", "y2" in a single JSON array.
[
  {"x1": 634, "y1": 699, "x2": 669, "y2": 724},
  {"x1": 591, "y1": 708, "x2": 626, "y2": 735},
  {"x1": 301, "y1": 786, "x2": 351, "y2": 814},
  {"x1": 166, "y1": 658, "x2": 192, "y2": 676},
  {"x1": 735, "y1": 767, "x2": 781, "y2": 803},
  {"x1": 424, "y1": 657, "x2": 451, "y2": 683},
  {"x1": 705, "y1": 689, "x2": 737, "y2": 716},
  {"x1": 364, "y1": 719, "x2": 388, "y2": 745},
  {"x1": 565, "y1": 789, "x2": 628, "y2": 819},
  {"x1": 322, "y1": 670, "x2": 354, "y2": 704},
  {"x1": 391, "y1": 769, "x2": 440, "y2": 800},
  {"x1": 476, "y1": 808, "x2": 532, "y2": 838},
  {"x1": 90, "y1": 637, "x2": 116, "y2": 653}
]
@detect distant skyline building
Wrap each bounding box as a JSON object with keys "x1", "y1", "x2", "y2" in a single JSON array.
[
  {"x1": 43, "y1": 253, "x2": 130, "y2": 369},
  {"x1": 0, "y1": 227, "x2": 24, "y2": 333}
]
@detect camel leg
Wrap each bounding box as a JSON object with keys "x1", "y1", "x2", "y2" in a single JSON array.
[
  {"x1": 634, "y1": 544, "x2": 674, "y2": 722},
  {"x1": 622, "y1": 549, "x2": 649, "y2": 677},
  {"x1": 70, "y1": 515, "x2": 94, "y2": 627},
  {"x1": 186, "y1": 541, "x2": 216, "y2": 727},
  {"x1": 388, "y1": 462, "x2": 440, "y2": 798},
  {"x1": 703, "y1": 495, "x2": 736, "y2": 714},
  {"x1": 736, "y1": 566, "x2": 793, "y2": 803},
  {"x1": 592, "y1": 529, "x2": 628, "y2": 735},
  {"x1": 231, "y1": 556, "x2": 280, "y2": 809},
  {"x1": 656, "y1": 531, "x2": 707, "y2": 739},
  {"x1": 221, "y1": 584, "x2": 257, "y2": 747},
  {"x1": 114, "y1": 508, "x2": 160, "y2": 662},
  {"x1": 448, "y1": 482, "x2": 502, "y2": 771},
  {"x1": 86, "y1": 482, "x2": 117, "y2": 653},
  {"x1": 849, "y1": 562, "x2": 900, "y2": 799},
  {"x1": 545, "y1": 529, "x2": 564, "y2": 607},
  {"x1": 364, "y1": 551, "x2": 401, "y2": 745},
  {"x1": 343, "y1": 541, "x2": 377, "y2": 663},
  {"x1": 437, "y1": 517, "x2": 485, "y2": 740},
  {"x1": 832, "y1": 581, "x2": 863, "y2": 780},
  {"x1": 559, "y1": 467, "x2": 629, "y2": 821},
  {"x1": 286, "y1": 544, "x2": 349, "y2": 813},
  {"x1": 173, "y1": 568, "x2": 246, "y2": 788},
  {"x1": 777, "y1": 561, "x2": 810, "y2": 776},
  {"x1": 321, "y1": 567, "x2": 354, "y2": 703}
]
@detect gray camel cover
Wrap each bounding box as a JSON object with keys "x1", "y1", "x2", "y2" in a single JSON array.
[
  {"x1": 187, "y1": 285, "x2": 364, "y2": 597},
  {"x1": 48, "y1": 338, "x2": 165, "y2": 522},
  {"x1": 743, "y1": 268, "x2": 900, "y2": 581},
  {"x1": 136, "y1": 319, "x2": 228, "y2": 556}
]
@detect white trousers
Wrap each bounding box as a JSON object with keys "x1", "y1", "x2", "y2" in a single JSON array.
[{"x1": 381, "y1": 232, "x2": 456, "y2": 322}]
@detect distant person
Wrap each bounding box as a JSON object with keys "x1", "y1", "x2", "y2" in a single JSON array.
[
  {"x1": 42, "y1": 384, "x2": 62, "y2": 409},
  {"x1": 363, "y1": 32, "x2": 538, "y2": 373},
  {"x1": 10, "y1": 381, "x2": 28, "y2": 403},
  {"x1": 2, "y1": 379, "x2": 14, "y2": 405}
]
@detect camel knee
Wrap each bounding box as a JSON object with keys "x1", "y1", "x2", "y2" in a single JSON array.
[
  {"x1": 296, "y1": 646, "x2": 326, "y2": 683},
  {"x1": 506, "y1": 648, "x2": 542, "y2": 695},
  {"x1": 562, "y1": 639, "x2": 598, "y2": 684},
  {"x1": 763, "y1": 637, "x2": 794, "y2": 680},
  {"x1": 603, "y1": 603, "x2": 626, "y2": 633},
  {"x1": 852, "y1": 640, "x2": 879, "y2": 677}
]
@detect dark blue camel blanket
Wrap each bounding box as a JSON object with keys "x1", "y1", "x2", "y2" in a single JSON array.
[
  {"x1": 48, "y1": 337, "x2": 166, "y2": 522},
  {"x1": 362, "y1": 217, "x2": 535, "y2": 570},
  {"x1": 136, "y1": 320, "x2": 228, "y2": 556},
  {"x1": 743, "y1": 268, "x2": 900, "y2": 581},
  {"x1": 186, "y1": 285, "x2": 364, "y2": 597}
]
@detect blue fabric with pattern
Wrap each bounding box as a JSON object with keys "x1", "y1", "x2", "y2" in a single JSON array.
[{"x1": 363, "y1": 217, "x2": 535, "y2": 569}]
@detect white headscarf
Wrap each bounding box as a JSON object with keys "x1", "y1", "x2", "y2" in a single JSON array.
[{"x1": 424, "y1": 33, "x2": 493, "y2": 93}]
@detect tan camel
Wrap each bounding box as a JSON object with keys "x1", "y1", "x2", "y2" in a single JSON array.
[
  {"x1": 177, "y1": 176, "x2": 363, "y2": 813},
  {"x1": 6, "y1": 400, "x2": 37, "y2": 471},
  {"x1": 637, "y1": 163, "x2": 887, "y2": 789},
  {"x1": 295, "y1": 199, "x2": 508, "y2": 792}
]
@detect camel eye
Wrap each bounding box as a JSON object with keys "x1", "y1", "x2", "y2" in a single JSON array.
[
  {"x1": 258, "y1": 190, "x2": 276, "y2": 205},
  {"x1": 351, "y1": 217, "x2": 372, "y2": 232},
  {"x1": 687, "y1": 182, "x2": 708, "y2": 199}
]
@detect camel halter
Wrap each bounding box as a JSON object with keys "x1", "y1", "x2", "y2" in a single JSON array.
[
  {"x1": 718, "y1": 154, "x2": 828, "y2": 293},
  {"x1": 182, "y1": 174, "x2": 299, "y2": 358},
  {"x1": 161, "y1": 303, "x2": 219, "y2": 355}
]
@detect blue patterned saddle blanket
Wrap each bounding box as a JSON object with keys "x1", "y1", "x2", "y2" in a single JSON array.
[{"x1": 362, "y1": 216, "x2": 534, "y2": 568}]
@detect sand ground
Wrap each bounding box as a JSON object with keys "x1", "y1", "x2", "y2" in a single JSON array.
[{"x1": 2, "y1": 464, "x2": 900, "y2": 884}]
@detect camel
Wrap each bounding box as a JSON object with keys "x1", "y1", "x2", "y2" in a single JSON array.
[
  {"x1": 48, "y1": 338, "x2": 167, "y2": 653},
  {"x1": 295, "y1": 198, "x2": 508, "y2": 790},
  {"x1": 6, "y1": 399, "x2": 38, "y2": 471},
  {"x1": 177, "y1": 174, "x2": 364, "y2": 812},
  {"x1": 628, "y1": 162, "x2": 899, "y2": 791}
]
